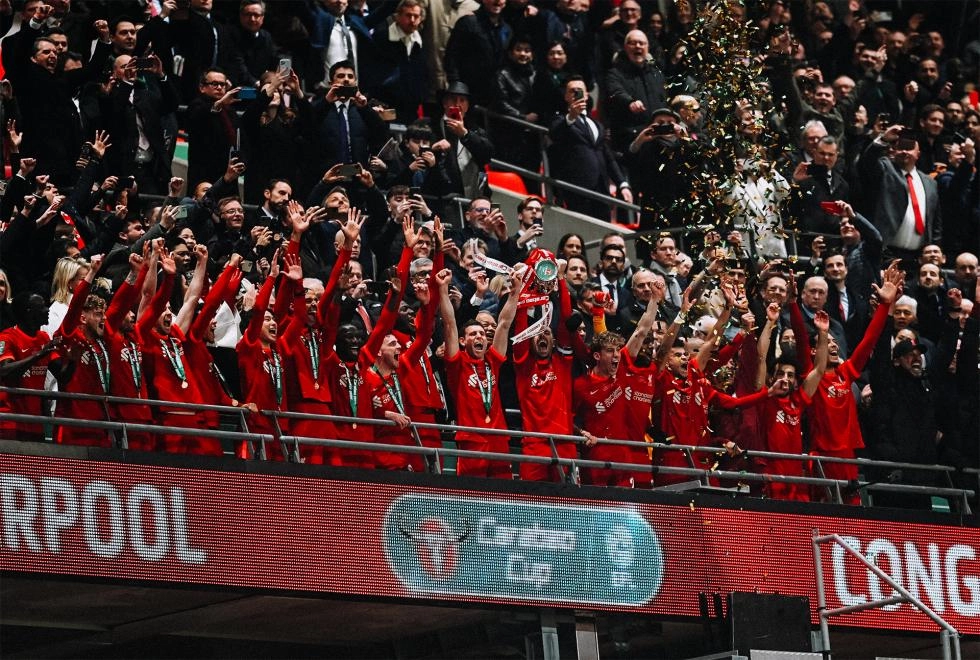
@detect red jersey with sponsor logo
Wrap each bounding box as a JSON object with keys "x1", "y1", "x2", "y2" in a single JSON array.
[
  {"x1": 800, "y1": 295, "x2": 891, "y2": 453},
  {"x1": 655, "y1": 358, "x2": 769, "y2": 447},
  {"x1": 619, "y1": 347, "x2": 658, "y2": 442},
  {"x1": 761, "y1": 389, "x2": 811, "y2": 454},
  {"x1": 446, "y1": 347, "x2": 508, "y2": 442},
  {"x1": 514, "y1": 350, "x2": 574, "y2": 437},
  {"x1": 573, "y1": 369, "x2": 630, "y2": 440},
  {"x1": 0, "y1": 326, "x2": 54, "y2": 433}
]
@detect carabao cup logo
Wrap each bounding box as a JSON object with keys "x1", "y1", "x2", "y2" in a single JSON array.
[
  {"x1": 411, "y1": 517, "x2": 461, "y2": 581},
  {"x1": 384, "y1": 494, "x2": 663, "y2": 607}
]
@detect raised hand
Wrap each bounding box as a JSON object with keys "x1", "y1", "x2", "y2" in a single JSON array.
[
  {"x1": 873, "y1": 259, "x2": 904, "y2": 305},
  {"x1": 283, "y1": 252, "x2": 303, "y2": 281},
  {"x1": 286, "y1": 199, "x2": 307, "y2": 234},
  {"x1": 160, "y1": 249, "x2": 177, "y2": 276},
  {"x1": 6, "y1": 119, "x2": 21, "y2": 151},
  {"x1": 341, "y1": 207, "x2": 363, "y2": 246},
  {"x1": 128, "y1": 252, "x2": 144, "y2": 274},
  {"x1": 415, "y1": 281, "x2": 431, "y2": 306},
  {"x1": 766, "y1": 301, "x2": 780, "y2": 324},
  {"x1": 194, "y1": 244, "x2": 208, "y2": 264},
  {"x1": 434, "y1": 268, "x2": 453, "y2": 291},
  {"x1": 92, "y1": 129, "x2": 112, "y2": 158},
  {"x1": 401, "y1": 216, "x2": 421, "y2": 250},
  {"x1": 168, "y1": 177, "x2": 185, "y2": 197},
  {"x1": 813, "y1": 309, "x2": 830, "y2": 333}
]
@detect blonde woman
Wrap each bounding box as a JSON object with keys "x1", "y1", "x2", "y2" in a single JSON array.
[
  {"x1": 43, "y1": 257, "x2": 91, "y2": 335},
  {"x1": 0, "y1": 269, "x2": 13, "y2": 331}
]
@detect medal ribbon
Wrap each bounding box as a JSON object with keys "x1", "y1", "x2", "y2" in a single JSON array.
[
  {"x1": 90, "y1": 338, "x2": 110, "y2": 393},
  {"x1": 340, "y1": 362, "x2": 360, "y2": 416},
  {"x1": 268, "y1": 349, "x2": 283, "y2": 406},
  {"x1": 160, "y1": 337, "x2": 187, "y2": 384},
  {"x1": 304, "y1": 330, "x2": 321, "y2": 381},
  {"x1": 371, "y1": 365, "x2": 405, "y2": 415},
  {"x1": 471, "y1": 361, "x2": 493, "y2": 419},
  {"x1": 126, "y1": 340, "x2": 142, "y2": 390}
]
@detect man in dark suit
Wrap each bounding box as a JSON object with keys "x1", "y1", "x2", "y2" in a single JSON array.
[
  {"x1": 310, "y1": 60, "x2": 389, "y2": 176},
  {"x1": 5, "y1": 8, "x2": 110, "y2": 186},
  {"x1": 430, "y1": 82, "x2": 494, "y2": 219},
  {"x1": 102, "y1": 54, "x2": 178, "y2": 196},
  {"x1": 548, "y1": 76, "x2": 632, "y2": 220},
  {"x1": 221, "y1": 0, "x2": 278, "y2": 88},
  {"x1": 790, "y1": 136, "x2": 851, "y2": 237},
  {"x1": 444, "y1": 0, "x2": 512, "y2": 107},
  {"x1": 301, "y1": 0, "x2": 375, "y2": 89},
  {"x1": 822, "y1": 252, "x2": 869, "y2": 353},
  {"x1": 860, "y1": 125, "x2": 941, "y2": 259},
  {"x1": 185, "y1": 68, "x2": 241, "y2": 189},
  {"x1": 370, "y1": 0, "x2": 427, "y2": 125}
]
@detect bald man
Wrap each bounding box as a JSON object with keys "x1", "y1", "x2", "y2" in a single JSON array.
[{"x1": 604, "y1": 29, "x2": 666, "y2": 152}]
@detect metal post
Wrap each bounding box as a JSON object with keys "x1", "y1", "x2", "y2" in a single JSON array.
[
  {"x1": 575, "y1": 614, "x2": 600, "y2": 660},
  {"x1": 540, "y1": 609, "x2": 560, "y2": 660},
  {"x1": 811, "y1": 529, "x2": 832, "y2": 660}
]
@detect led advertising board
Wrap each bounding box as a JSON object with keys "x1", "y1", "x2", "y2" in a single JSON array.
[{"x1": 0, "y1": 454, "x2": 977, "y2": 635}]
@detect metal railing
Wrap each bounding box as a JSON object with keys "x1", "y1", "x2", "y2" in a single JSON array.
[
  {"x1": 1, "y1": 386, "x2": 975, "y2": 511},
  {"x1": 812, "y1": 529, "x2": 962, "y2": 660}
]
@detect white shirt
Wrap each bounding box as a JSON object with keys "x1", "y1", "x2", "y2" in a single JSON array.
[
  {"x1": 388, "y1": 22, "x2": 422, "y2": 56},
  {"x1": 891, "y1": 168, "x2": 927, "y2": 251},
  {"x1": 326, "y1": 16, "x2": 358, "y2": 73}
]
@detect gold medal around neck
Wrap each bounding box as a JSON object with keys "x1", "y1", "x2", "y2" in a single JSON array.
[
  {"x1": 181, "y1": 380, "x2": 189, "y2": 389},
  {"x1": 314, "y1": 382, "x2": 320, "y2": 390},
  {"x1": 352, "y1": 422, "x2": 357, "y2": 429},
  {"x1": 485, "y1": 415, "x2": 491, "y2": 423}
]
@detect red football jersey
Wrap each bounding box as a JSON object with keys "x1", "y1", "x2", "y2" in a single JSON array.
[{"x1": 445, "y1": 347, "x2": 508, "y2": 442}]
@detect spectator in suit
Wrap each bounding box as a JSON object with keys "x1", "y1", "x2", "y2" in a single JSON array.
[
  {"x1": 860, "y1": 124, "x2": 942, "y2": 259},
  {"x1": 370, "y1": 0, "x2": 427, "y2": 125},
  {"x1": 222, "y1": 0, "x2": 278, "y2": 88},
  {"x1": 185, "y1": 68, "x2": 241, "y2": 189},
  {"x1": 5, "y1": 8, "x2": 110, "y2": 185},
  {"x1": 548, "y1": 76, "x2": 632, "y2": 220},
  {"x1": 444, "y1": 0, "x2": 511, "y2": 107},
  {"x1": 604, "y1": 29, "x2": 666, "y2": 154},
  {"x1": 591, "y1": 243, "x2": 631, "y2": 314},
  {"x1": 821, "y1": 251, "x2": 869, "y2": 352},
  {"x1": 301, "y1": 0, "x2": 375, "y2": 88},
  {"x1": 101, "y1": 54, "x2": 178, "y2": 196},
  {"x1": 430, "y1": 82, "x2": 493, "y2": 213},
  {"x1": 310, "y1": 60, "x2": 388, "y2": 176},
  {"x1": 790, "y1": 136, "x2": 851, "y2": 236},
  {"x1": 166, "y1": 0, "x2": 230, "y2": 103},
  {"x1": 798, "y1": 275, "x2": 848, "y2": 359}
]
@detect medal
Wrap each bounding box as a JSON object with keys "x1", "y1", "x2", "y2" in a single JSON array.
[
  {"x1": 314, "y1": 382, "x2": 320, "y2": 390},
  {"x1": 160, "y1": 336, "x2": 188, "y2": 387},
  {"x1": 352, "y1": 423, "x2": 357, "y2": 429},
  {"x1": 340, "y1": 362, "x2": 360, "y2": 422},
  {"x1": 485, "y1": 415, "x2": 491, "y2": 423},
  {"x1": 472, "y1": 361, "x2": 494, "y2": 424},
  {"x1": 305, "y1": 331, "x2": 321, "y2": 390}
]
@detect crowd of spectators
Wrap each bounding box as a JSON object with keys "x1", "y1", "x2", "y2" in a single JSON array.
[{"x1": 0, "y1": 0, "x2": 978, "y2": 509}]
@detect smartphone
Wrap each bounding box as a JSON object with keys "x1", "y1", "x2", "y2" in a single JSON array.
[
  {"x1": 572, "y1": 88, "x2": 585, "y2": 101},
  {"x1": 409, "y1": 186, "x2": 422, "y2": 197},
  {"x1": 229, "y1": 146, "x2": 241, "y2": 160},
  {"x1": 277, "y1": 57, "x2": 292, "y2": 77},
  {"x1": 174, "y1": 205, "x2": 189, "y2": 220},
  {"x1": 134, "y1": 57, "x2": 154, "y2": 70},
  {"x1": 652, "y1": 123, "x2": 674, "y2": 135},
  {"x1": 337, "y1": 163, "x2": 361, "y2": 179},
  {"x1": 337, "y1": 85, "x2": 358, "y2": 99},
  {"x1": 79, "y1": 142, "x2": 93, "y2": 159},
  {"x1": 876, "y1": 112, "x2": 891, "y2": 126},
  {"x1": 895, "y1": 138, "x2": 917, "y2": 151},
  {"x1": 237, "y1": 87, "x2": 258, "y2": 100},
  {"x1": 447, "y1": 105, "x2": 462, "y2": 121},
  {"x1": 490, "y1": 203, "x2": 501, "y2": 213},
  {"x1": 807, "y1": 163, "x2": 828, "y2": 178},
  {"x1": 819, "y1": 201, "x2": 842, "y2": 216},
  {"x1": 123, "y1": 176, "x2": 136, "y2": 189}
]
